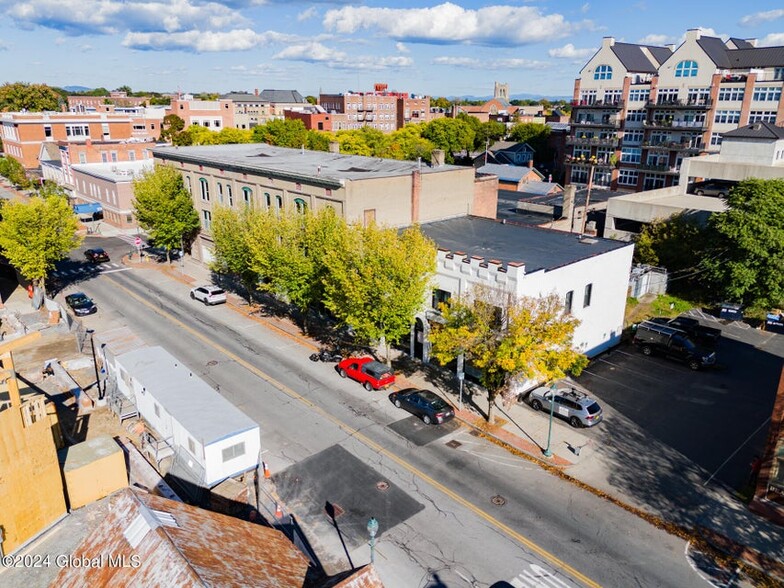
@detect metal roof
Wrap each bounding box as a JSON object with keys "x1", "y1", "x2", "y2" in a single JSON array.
[
  {"x1": 54, "y1": 488, "x2": 316, "y2": 588},
  {"x1": 697, "y1": 36, "x2": 732, "y2": 68},
  {"x1": 115, "y1": 346, "x2": 258, "y2": 445},
  {"x1": 726, "y1": 45, "x2": 784, "y2": 68},
  {"x1": 611, "y1": 42, "x2": 669, "y2": 73},
  {"x1": 221, "y1": 89, "x2": 306, "y2": 103},
  {"x1": 518, "y1": 181, "x2": 562, "y2": 196},
  {"x1": 477, "y1": 164, "x2": 531, "y2": 182},
  {"x1": 153, "y1": 143, "x2": 466, "y2": 186},
  {"x1": 722, "y1": 121, "x2": 784, "y2": 140},
  {"x1": 419, "y1": 216, "x2": 629, "y2": 273}
]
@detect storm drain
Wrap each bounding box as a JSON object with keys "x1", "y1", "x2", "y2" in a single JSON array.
[
  {"x1": 376, "y1": 481, "x2": 390, "y2": 491},
  {"x1": 206, "y1": 360, "x2": 218, "y2": 367},
  {"x1": 491, "y1": 495, "x2": 506, "y2": 506},
  {"x1": 445, "y1": 440, "x2": 462, "y2": 449},
  {"x1": 469, "y1": 430, "x2": 481, "y2": 437}
]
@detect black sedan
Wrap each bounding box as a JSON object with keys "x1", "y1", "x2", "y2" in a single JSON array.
[
  {"x1": 389, "y1": 388, "x2": 455, "y2": 425},
  {"x1": 65, "y1": 293, "x2": 97, "y2": 316},
  {"x1": 84, "y1": 248, "x2": 110, "y2": 263}
]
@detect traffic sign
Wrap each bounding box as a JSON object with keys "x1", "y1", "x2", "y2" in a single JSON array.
[{"x1": 134, "y1": 236, "x2": 142, "y2": 247}]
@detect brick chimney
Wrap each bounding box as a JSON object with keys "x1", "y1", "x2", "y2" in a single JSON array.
[
  {"x1": 528, "y1": 158, "x2": 534, "y2": 169},
  {"x1": 254, "y1": 88, "x2": 259, "y2": 96}
]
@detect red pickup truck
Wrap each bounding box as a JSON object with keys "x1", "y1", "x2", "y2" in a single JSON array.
[{"x1": 337, "y1": 357, "x2": 396, "y2": 391}]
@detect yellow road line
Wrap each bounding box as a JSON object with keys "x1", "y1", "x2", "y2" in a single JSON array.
[{"x1": 108, "y1": 276, "x2": 601, "y2": 588}]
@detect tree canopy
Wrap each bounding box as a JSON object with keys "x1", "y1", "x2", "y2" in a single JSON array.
[
  {"x1": 252, "y1": 119, "x2": 308, "y2": 148},
  {"x1": 132, "y1": 165, "x2": 201, "y2": 259},
  {"x1": 0, "y1": 82, "x2": 61, "y2": 112},
  {"x1": 429, "y1": 287, "x2": 587, "y2": 422},
  {"x1": 160, "y1": 114, "x2": 186, "y2": 143},
  {"x1": 420, "y1": 117, "x2": 475, "y2": 163},
  {"x1": 0, "y1": 194, "x2": 82, "y2": 291},
  {"x1": 0, "y1": 155, "x2": 32, "y2": 188}
]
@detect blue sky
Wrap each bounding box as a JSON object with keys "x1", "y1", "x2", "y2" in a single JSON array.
[{"x1": 0, "y1": 1, "x2": 782, "y2": 99}]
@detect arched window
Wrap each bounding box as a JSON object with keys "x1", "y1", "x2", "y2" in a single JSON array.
[
  {"x1": 675, "y1": 60, "x2": 698, "y2": 78},
  {"x1": 199, "y1": 178, "x2": 210, "y2": 201},
  {"x1": 275, "y1": 195, "x2": 283, "y2": 210},
  {"x1": 185, "y1": 176, "x2": 192, "y2": 194},
  {"x1": 594, "y1": 65, "x2": 613, "y2": 80},
  {"x1": 294, "y1": 198, "x2": 307, "y2": 213},
  {"x1": 264, "y1": 192, "x2": 271, "y2": 209},
  {"x1": 242, "y1": 187, "x2": 252, "y2": 205},
  {"x1": 226, "y1": 184, "x2": 233, "y2": 206},
  {"x1": 217, "y1": 183, "x2": 223, "y2": 204}
]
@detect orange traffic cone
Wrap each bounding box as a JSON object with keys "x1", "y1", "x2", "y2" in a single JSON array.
[
  {"x1": 263, "y1": 462, "x2": 271, "y2": 479},
  {"x1": 275, "y1": 503, "x2": 283, "y2": 518}
]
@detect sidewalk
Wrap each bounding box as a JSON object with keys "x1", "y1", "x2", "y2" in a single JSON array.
[{"x1": 119, "y1": 250, "x2": 784, "y2": 583}]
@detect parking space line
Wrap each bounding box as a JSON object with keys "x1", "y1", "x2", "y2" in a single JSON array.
[{"x1": 702, "y1": 417, "x2": 771, "y2": 487}]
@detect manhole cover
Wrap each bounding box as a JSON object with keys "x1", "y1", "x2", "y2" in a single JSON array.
[
  {"x1": 491, "y1": 495, "x2": 506, "y2": 506},
  {"x1": 446, "y1": 440, "x2": 462, "y2": 449},
  {"x1": 376, "y1": 481, "x2": 390, "y2": 491},
  {"x1": 206, "y1": 360, "x2": 218, "y2": 367},
  {"x1": 469, "y1": 430, "x2": 481, "y2": 437},
  {"x1": 325, "y1": 503, "x2": 344, "y2": 519}
]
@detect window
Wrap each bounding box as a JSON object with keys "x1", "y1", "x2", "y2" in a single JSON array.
[
  {"x1": 44, "y1": 125, "x2": 52, "y2": 138},
  {"x1": 78, "y1": 152, "x2": 86, "y2": 164},
  {"x1": 675, "y1": 60, "x2": 698, "y2": 77},
  {"x1": 564, "y1": 291, "x2": 573, "y2": 314},
  {"x1": 264, "y1": 192, "x2": 271, "y2": 209},
  {"x1": 643, "y1": 174, "x2": 666, "y2": 190},
  {"x1": 432, "y1": 289, "x2": 451, "y2": 310},
  {"x1": 657, "y1": 88, "x2": 679, "y2": 104},
  {"x1": 128, "y1": 150, "x2": 136, "y2": 161},
  {"x1": 594, "y1": 65, "x2": 612, "y2": 80},
  {"x1": 242, "y1": 187, "x2": 252, "y2": 205},
  {"x1": 627, "y1": 89, "x2": 649, "y2": 102},
  {"x1": 625, "y1": 109, "x2": 645, "y2": 122},
  {"x1": 604, "y1": 89, "x2": 622, "y2": 103},
  {"x1": 202, "y1": 209, "x2": 212, "y2": 230},
  {"x1": 620, "y1": 147, "x2": 641, "y2": 164},
  {"x1": 110, "y1": 151, "x2": 118, "y2": 162},
  {"x1": 718, "y1": 87, "x2": 744, "y2": 101},
  {"x1": 275, "y1": 195, "x2": 283, "y2": 210},
  {"x1": 188, "y1": 437, "x2": 196, "y2": 455},
  {"x1": 618, "y1": 169, "x2": 639, "y2": 186},
  {"x1": 775, "y1": 67, "x2": 784, "y2": 81},
  {"x1": 226, "y1": 184, "x2": 233, "y2": 206},
  {"x1": 101, "y1": 152, "x2": 108, "y2": 163},
  {"x1": 583, "y1": 284, "x2": 592, "y2": 308},
  {"x1": 710, "y1": 132, "x2": 723, "y2": 146},
  {"x1": 185, "y1": 176, "x2": 192, "y2": 194},
  {"x1": 752, "y1": 86, "x2": 781, "y2": 101},
  {"x1": 687, "y1": 88, "x2": 710, "y2": 104},
  {"x1": 199, "y1": 178, "x2": 210, "y2": 201},
  {"x1": 749, "y1": 111, "x2": 777, "y2": 123},
  {"x1": 714, "y1": 110, "x2": 740, "y2": 124},
  {"x1": 222, "y1": 441, "x2": 246, "y2": 462},
  {"x1": 294, "y1": 197, "x2": 307, "y2": 213},
  {"x1": 216, "y1": 183, "x2": 223, "y2": 203}
]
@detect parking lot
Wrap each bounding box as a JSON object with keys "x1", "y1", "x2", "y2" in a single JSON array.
[{"x1": 576, "y1": 318, "x2": 784, "y2": 490}]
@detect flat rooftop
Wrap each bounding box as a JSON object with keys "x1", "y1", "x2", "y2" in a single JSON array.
[
  {"x1": 153, "y1": 144, "x2": 467, "y2": 185},
  {"x1": 71, "y1": 160, "x2": 153, "y2": 183},
  {"x1": 419, "y1": 216, "x2": 630, "y2": 273}
]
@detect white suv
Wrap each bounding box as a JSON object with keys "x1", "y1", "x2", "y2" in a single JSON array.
[{"x1": 190, "y1": 285, "x2": 227, "y2": 306}]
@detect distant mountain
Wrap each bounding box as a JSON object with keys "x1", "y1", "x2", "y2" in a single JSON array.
[
  {"x1": 449, "y1": 93, "x2": 572, "y2": 102},
  {"x1": 62, "y1": 85, "x2": 92, "y2": 93}
]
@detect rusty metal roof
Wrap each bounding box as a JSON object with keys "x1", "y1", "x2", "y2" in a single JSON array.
[
  {"x1": 54, "y1": 488, "x2": 314, "y2": 587},
  {"x1": 323, "y1": 565, "x2": 385, "y2": 588}
]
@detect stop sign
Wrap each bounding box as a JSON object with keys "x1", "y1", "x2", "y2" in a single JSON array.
[{"x1": 134, "y1": 237, "x2": 142, "y2": 247}]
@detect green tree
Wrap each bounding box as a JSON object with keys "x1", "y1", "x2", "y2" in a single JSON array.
[
  {"x1": 0, "y1": 82, "x2": 61, "y2": 112},
  {"x1": 149, "y1": 96, "x2": 172, "y2": 106},
  {"x1": 115, "y1": 85, "x2": 132, "y2": 94},
  {"x1": 132, "y1": 165, "x2": 201, "y2": 261},
  {"x1": 211, "y1": 206, "x2": 259, "y2": 300},
  {"x1": 160, "y1": 114, "x2": 186, "y2": 143},
  {"x1": 322, "y1": 223, "x2": 436, "y2": 363},
  {"x1": 37, "y1": 180, "x2": 70, "y2": 199},
  {"x1": 0, "y1": 156, "x2": 32, "y2": 188},
  {"x1": 336, "y1": 131, "x2": 373, "y2": 156},
  {"x1": 252, "y1": 119, "x2": 308, "y2": 148},
  {"x1": 305, "y1": 96, "x2": 318, "y2": 105},
  {"x1": 214, "y1": 128, "x2": 253, "y2": 144},
  {"x1": 508, "y1": 122, "x2": 552, "y2": 164},
  {"x1": 430, "y1": 287, "x2": 587, "y2": 423},
  {"x1": 702, "y1": 178, "x2": 784, "y2": 308},
  {"x1": 420, "y1": 118, "x2": 475, "y2": 163},
  {"x1": 384, "y1": 125, "x2": 434, "y2": 161},
  {"x1": 474, "y1": 120, "x2": 507, "y2": 151},
  {"x1": 0, "y1": 195, "x2": 82, "y2": 293},
  {"x1": 306, "y1": 130, "x2": 334, "y2": 152},
  {"x1": 431, "y1": 97, "x2": 452, "y2": 110}
]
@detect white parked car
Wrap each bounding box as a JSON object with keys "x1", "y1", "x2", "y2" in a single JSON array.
[{"x1": 190, "y1": 285, "x2": 227, "y2": 306}]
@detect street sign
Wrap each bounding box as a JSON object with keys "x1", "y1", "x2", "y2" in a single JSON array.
[{"x1": 134, "y1": 237, "x2": 142, "y2": 247}]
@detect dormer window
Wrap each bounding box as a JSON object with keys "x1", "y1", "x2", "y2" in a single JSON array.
[
  {"x1": 594, "y1": 65, "x2": 613, "y2": 80},
  {"x1": 675, "y1": 60, "x2": 699, "y2": 78}
]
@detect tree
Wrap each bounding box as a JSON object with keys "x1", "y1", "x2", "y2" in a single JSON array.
[
  {"x1": 336, "y1": 131, "x2": 373, "y2": 156},
  {"x1": 508, "y1": 122, "x2": 552, "y2": 165},
  {"x1": 84, "y1": 87, "x2": 109, "y2": 96},
  {"x1": 305, "y1": 96, "x2": 318, "y2": 105},
  {"x1": 0, "y1": 195, "x2": 82, "y2": 294},
  {"x1": 0, "y1": 156, "x2": 32, "y2": 188},
  {"x1": 252, "y1": 119, "x2": 308, "y2": 148},
  {"x1": 474, "y1": 121, "x2": 507, "y2": 151},
  {"x1": 702, "y1": 178, "x2": 784, "y2": 308},
  {"x1": 132, "y1": 165, "x2": 201, "y2": 261},
  {"x1": 384, "y1": 125, "x2": 434, "y2": 161},
  {"x1": 429, "y1": 287, "x2": 587, "y2": 423},
  {"x1": 306, "y1": 130, "x2": 334, "y2": 152},
  {"x1": 214, "y1": 128, "x2": 253, "y2": 144},
  {"x1": 160, "y1": 114, "x2": 185, "y2": 143},
  {"x1": 211, "y1": 206, "x2": 259, "y2": 300},
  {"x1": 420, "y1": 118, "x2": 475, "y2": 163},
  {"x1": 322, "y1": 223, "x2": 436, "y2": 363},
  {"x1": 37, "y1": 180, "x2": 70, "y2": 200},
  {"x1": 0, "y1": 82, "x2": 61, "y2": 112},
  {"x1": 431, "y1": 97, "x2": 452, "y2": 110},
  {"x1": 115, "y1": 85, "x2": 133, "y2": 94}
]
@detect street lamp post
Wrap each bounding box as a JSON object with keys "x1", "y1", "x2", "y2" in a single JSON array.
[
  {"x1": 367, "y1": 517, "x2": 379, "y2": 564},
  {"x1": 543, "y1": 383, "x2": 557, "y2": 458}
]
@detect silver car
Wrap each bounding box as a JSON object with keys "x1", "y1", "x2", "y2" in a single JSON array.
[
  {"x1": 190, "y1": 285, "x2": 227, "y2": 306},
  {"x1": 528, "y1": 386, "x2": 603, "y2": 428}
]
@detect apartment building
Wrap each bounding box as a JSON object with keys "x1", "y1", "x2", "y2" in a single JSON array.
[
  {"x1": 222, "y1": 89, "x2": 307, "y2": 129},
  {"x1": 1, "y1": 111, "x2": 135, "y2": 169},
  {"x1": 567, "y1": 30, "x2": 784, "y2": 192},
  {"x1": 68, "y1": 92, "x2": 149, "y2": 112},
  {"x1": 319, "y1": 83, "x2": 431, "y2": 133},
  {"x1": 284, "y1": 105, "x2": 333, "y2": 131},
  {"x1": 169, "y1": 96, "x2": 235, "y2": 131}
]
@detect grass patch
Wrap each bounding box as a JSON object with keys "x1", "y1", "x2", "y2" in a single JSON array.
[{"x1": 650, "y1": 294, "x2": 694, "y2": 317}]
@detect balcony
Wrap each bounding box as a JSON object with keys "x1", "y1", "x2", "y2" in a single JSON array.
[
  {"x1": 720, "y1": 74, "x2": 748, "y2": 83},
  {"x1": 564, "y1": 155, "x2": 616, "y2": 170},
  {"x1": 571, "y1": 99, "x2": 625, "y2": 110},
  {"x1": 637, "y1": 163, "x2": 680, "y2": 174},
  {"x1": 641, "y1": 140, "x2": 701, "y2": 153},
  {"x1": 644, "y1": 119, "x2": 707, "y2": 131},
  {"x1": 571, "y1": 116, "x2": 621, "y2": 129},
  {"x1": 566, "y1": 136, "x2": 620, "y2": 147},
  {"x1": 646, "y1": 99, "x2": 712, "y2": 109}
]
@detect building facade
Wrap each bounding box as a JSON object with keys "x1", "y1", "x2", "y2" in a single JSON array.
[
  {"x1": 567, "y1": 30, "x2": 784, "y2": 192},
  {"x1": 319, "y1": 84, "x2": 431, "y2": 133},
  {"x1": 222, "y1": 89, "x2": 307, "y2": 129},
  {"x1": 169, "y1": 97, "x2": 235, "y2": 131}
]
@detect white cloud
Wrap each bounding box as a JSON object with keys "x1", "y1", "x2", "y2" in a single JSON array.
[
  {"x1": 760, "y1": 33, "x2": 784, "y2": 46},
  {"x1": 433, "y1": 56, "x2": 549, "y2": 70},
  {"x1": 739, "y1": 9, "x2": 784, "y2": 27},
  {"x1": 323, "y1": 2, "x2": 588, "y2": 46},
  {"x1": 637, "y1": 34, "x2": 675, "y2": 45},
  {"x1": 581, "y1": 3, "x2": 590, "y2": 14},
  {"x1": 297, "y1": 6, "x2": 317, "y2": 22},
  {"x1": 79, "y1": 43, "x2": 92, "y2": 51},
  {"x1": 274, "y1": 41, "x2": 412, "y2": 70},
  {"x1": 395, "y1": 42, "x2": 409, "y2": 53},
  {"x1": 123, "y1": 29, "x2": 263, "y2": 52},
  {"x1": 548, "y1": 43, "x2": 594, "y2": 59}
]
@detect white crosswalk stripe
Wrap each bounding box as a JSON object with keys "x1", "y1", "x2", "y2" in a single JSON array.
[{"x1": 509, "y1": 564, "x2": 573, "y2": 588}]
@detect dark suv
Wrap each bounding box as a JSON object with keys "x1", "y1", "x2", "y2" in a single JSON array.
[
  {"x1": 633, "y1": 320, "x2": 716, "y2": 370},
  {"x1": 689, "y1": 180, "x2": 736, "y2": 198}
]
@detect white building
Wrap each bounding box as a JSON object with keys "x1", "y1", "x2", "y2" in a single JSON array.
[{"x1": 415, "y1": 216, "x2": 634, "y2": 359}]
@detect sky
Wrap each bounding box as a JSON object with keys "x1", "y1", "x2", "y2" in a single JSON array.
[{"x1": 0, "y1": 1, "x2": 782, "y2": 99}]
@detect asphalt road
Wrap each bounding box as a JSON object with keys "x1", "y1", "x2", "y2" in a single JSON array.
[{"x1": 57, "y1": 237, "x2": 708, "y2": 588}]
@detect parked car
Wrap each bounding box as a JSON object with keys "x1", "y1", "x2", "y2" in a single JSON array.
[
  {"x1": 190, "y1": 285, "x2": 227, "y2": 305},
  {"x1": 65, "y1": 292, "x2": 97, "y2": 316},
  {"x1": 337, "y1": 356, "x2": 395, "y2": 391},
  {"x1": 389, "y1": 388, "x2": 454, "y2": 425},
  {"x1": 689, "y1": 180, "x2": 736, "y2": 198},
  {"x1": 528, "y1": 386, "x2": 603, "y2": 428},
  {"x1": 84, "y1": 248, "x2": 110, "y2": 263},
  {"x1": 633, "y1": 320, "x2": 716, "y2": 370},
  {"x1": 649, "y1": 315, "x2": 721, "y2": 348}
]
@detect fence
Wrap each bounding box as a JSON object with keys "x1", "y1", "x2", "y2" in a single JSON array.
[{"x1": 629, "y1": 264, "x2": 668, "y2": 298}]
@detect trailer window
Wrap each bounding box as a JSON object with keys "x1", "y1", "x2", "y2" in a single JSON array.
[{"x1": 222, "y1": 442, "x2": 246, "y2": 462}]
